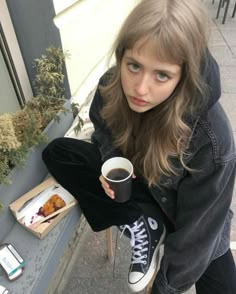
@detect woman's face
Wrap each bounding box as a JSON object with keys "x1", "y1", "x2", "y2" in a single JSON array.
[{"x1": 121, "y1": 39, "x2": 182, "y2": 113}]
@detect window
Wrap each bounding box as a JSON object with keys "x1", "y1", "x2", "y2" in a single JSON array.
[
  {"x1": 0, "y1": 24, "x2": 24, "y2": 114},
  {"x1": 0, "y1": 0, "x2": 32, "y2": 115}
]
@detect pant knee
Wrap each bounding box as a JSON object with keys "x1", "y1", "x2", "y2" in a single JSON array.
[{"x1": 42, "y1": 137, "x2": 66, "y2": 163}]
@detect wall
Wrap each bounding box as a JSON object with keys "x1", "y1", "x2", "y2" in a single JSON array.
[
  {"x1": 5, "y1": 0, "x2": 139, "y2": 103},
  {"x1": 53, "y1": 0, "x2": 139, "y2": 103},
  {"x1": 6, "y1": 0, "x2": 71, "y2": 98}
]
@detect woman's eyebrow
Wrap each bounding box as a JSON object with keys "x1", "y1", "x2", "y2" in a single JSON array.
[
  {"x1": 124, "y1": 56, "x2": 142, "y2": 66},
  {"x1": 124, "y1": 56, "x2": 178, "y2": 76}
]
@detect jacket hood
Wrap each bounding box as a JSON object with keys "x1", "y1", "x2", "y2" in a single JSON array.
[
  {"x1": 201, "y1": 49, "x2": 221, "y2": 111},
  {"x1": 184, "y1": 49, "x2": 221, "y2": 127}
]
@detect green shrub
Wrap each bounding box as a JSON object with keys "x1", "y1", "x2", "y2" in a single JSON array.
[{"x1": 0, "y1": 47, "x2": 83, "y2": 185}]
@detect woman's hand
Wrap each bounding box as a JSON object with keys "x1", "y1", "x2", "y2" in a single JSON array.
[
  {"x1": 99, "y1": 173, "x2": 136, "y2": 200},
  {"x1": 99, "y1": 175, "x2": 115, "y2": 199}
]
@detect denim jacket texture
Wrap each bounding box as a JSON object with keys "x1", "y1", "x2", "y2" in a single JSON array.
[{"x1": 89, "y1": 54, "x2": 236, "y2": 293}]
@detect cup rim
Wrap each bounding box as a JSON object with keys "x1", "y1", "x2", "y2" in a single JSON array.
[
  {"x1": 101, "y1": 157, "x2": 133, "y2": 183},
  {"x1": 103, "y1": 172, "x2": 132, "y2": 183}
]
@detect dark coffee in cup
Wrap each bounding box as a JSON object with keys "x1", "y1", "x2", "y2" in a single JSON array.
[
  {"x1": 101, "y1": 157, "x2": 133, "y2": 203},
  {"x1": 106, "y1": 168, "x2": 130, "y2": 181}
]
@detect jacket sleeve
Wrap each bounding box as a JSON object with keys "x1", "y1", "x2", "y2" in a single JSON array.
[
  {"x1": 155, "y1": 146, "x2": 236, "y2": 293},
  {"x1": 89, "y1": 77, "x2": 123, "y2": 162}
]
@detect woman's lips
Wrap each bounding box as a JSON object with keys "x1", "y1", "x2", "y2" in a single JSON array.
[{"x1": 129, "y1": 96, "x2": 148, "y2": 107}]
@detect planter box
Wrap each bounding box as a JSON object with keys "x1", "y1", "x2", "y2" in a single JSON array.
[{"x1": 0, "y1": 100, "x2": 74, "y2": 240}]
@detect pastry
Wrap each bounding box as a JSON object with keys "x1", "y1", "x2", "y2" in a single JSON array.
[{"x1": 38, "y1": 194, "x2": 66, "y2": 217}]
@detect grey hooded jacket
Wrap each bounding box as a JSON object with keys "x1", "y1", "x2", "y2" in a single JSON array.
[{"x1": 89, "y1": 52, "x2": 236, "y2": 293}]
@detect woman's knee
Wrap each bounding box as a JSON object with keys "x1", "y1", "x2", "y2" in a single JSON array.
[{"x1": 42, "y1": 137, "x2": 68, "y2": 163}]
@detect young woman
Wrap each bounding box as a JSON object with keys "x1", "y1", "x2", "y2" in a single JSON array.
[{"x1": 42, "y1": 0, "x2": 236, "y2": 293}]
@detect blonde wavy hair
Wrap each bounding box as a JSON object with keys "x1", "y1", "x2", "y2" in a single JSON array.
[{"x1": 100, "y1": 0, "x2": 211, "y2": 186}]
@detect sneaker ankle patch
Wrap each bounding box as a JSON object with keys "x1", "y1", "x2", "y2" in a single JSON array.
[{"x1": 147, "y1": 217, "x2": 158, "y2": 230}]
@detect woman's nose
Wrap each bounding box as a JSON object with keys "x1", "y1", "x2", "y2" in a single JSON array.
[{"x1": 134, "y1": 74, "x2": 149, "y2": 96}]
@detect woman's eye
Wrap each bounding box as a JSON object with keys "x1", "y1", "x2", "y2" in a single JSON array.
[
  {"x1": 156, "y1": 72, "x2": 169, "y2": 82},
  {"x1": 127, "y1": 63, "x2": 140, "y2": 72}
]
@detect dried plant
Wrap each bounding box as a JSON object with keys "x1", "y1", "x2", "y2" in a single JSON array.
[
  {"x1": 0, "y1": 114, "x2": 21, "y2": 152},
  {"x1": 0, "y1": 109, "x2": 47, "y2": 184}
]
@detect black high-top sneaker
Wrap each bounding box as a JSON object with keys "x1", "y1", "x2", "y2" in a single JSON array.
[{"x1": 120, "y1": 215, "x2": 166, "y2": 292}]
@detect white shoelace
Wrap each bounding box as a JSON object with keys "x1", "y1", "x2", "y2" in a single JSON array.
[{"x1": 120, "y1": 221, "x2": 148, "y2": 265}]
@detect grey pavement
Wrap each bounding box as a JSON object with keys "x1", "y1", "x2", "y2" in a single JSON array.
[{"x1": 55, "y1": 2, "x2": 236, "y2": 294}]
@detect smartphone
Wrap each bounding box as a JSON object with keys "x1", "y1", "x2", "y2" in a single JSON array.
[
  {"x1": 8, "y1": 267, "x2": 23, "y2": 281},
  {"x1": 0, "y1": 243, "x2": 25, "y2": 280}
]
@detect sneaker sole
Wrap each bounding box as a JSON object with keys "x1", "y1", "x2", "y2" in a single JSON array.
[{"x1": 128, "y1": 226, "x2": 166, "y2": 293}]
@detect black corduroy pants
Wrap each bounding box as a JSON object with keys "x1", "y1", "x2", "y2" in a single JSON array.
[
  {"x1": 42, "y1": 137, "x2": 168, "y2": 232},
  {"x1": 151, "y1": 249, "x2": 236, "y2": 294},
  {"x1": 195, "y1": 249, "x2": 236, "y2": 294}
]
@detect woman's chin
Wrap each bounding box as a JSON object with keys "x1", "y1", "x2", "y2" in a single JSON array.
[{"x1": 127, "y1": 101, "x2": 151, "y2": 113}]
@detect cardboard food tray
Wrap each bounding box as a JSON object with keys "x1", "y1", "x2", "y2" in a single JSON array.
[{"x1": 9, "y1": 177, "x2": 77, "y2": 239}]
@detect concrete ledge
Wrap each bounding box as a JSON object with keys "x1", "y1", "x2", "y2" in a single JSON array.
[
  {"x1": 46, "y1": 215, "x2": 87, "y2": 294},
  {"x1": 0, "y1": 205, "x2": 82, "y2": 294}
]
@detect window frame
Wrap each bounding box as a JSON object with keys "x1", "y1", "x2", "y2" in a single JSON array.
[{"x1": 0, "y1": 0, "x2": 33, "y2": 108}]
